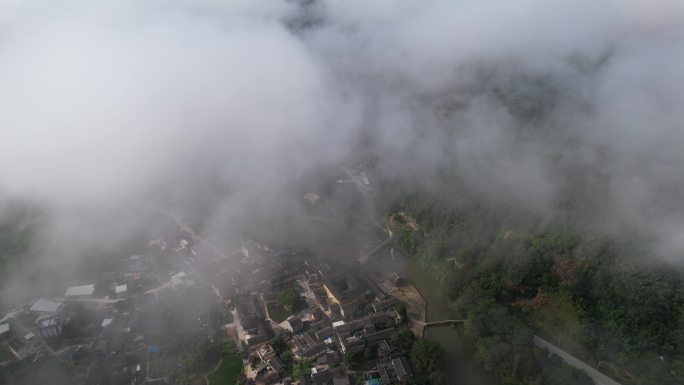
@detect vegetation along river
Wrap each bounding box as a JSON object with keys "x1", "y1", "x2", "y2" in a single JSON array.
[{"x1": 404, "y1": 259, "x2": 501, "y2": 385}]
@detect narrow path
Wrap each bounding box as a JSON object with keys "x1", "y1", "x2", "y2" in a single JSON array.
[{"x1": 533, "y1": 335, "x2": 622, "y2": 385}]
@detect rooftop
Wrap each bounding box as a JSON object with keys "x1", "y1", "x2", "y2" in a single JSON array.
[
  {"x1": 392, "y1": 357, "x2": 412, "y2": 378},
  {"x1": 9, "y1": 337, "x2": 27, "y2": 351},
  {"x1": 377, "y1": 340, "x2": 391, "y2": 353},
  {"x1": 267, "y1": 356, "x2": 285, "y2": 373},
  {"x1": 64, "y1": 284, "x2": 95, "y2": 297},
  {"x1": 30, "y1": 299, "x2": 64, "y2": 313},
  {"x1": 287, "y1": 316, "x2": 304, "y2": 330}
]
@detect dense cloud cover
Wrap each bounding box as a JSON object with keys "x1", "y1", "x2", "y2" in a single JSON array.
[{"x1": 1, "y1": 0, "x2": 684, "y2": 295}]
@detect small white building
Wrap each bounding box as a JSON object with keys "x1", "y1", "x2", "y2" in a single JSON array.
[
  {"x1": 115, "y1": 284, "x2": 128, "y2": 299},
  {"x1": 64, "y1": 284, "x2": 95, "y2": 298},
  {"x1": 30, "y1": 299, "x2": 64, "y2": 315},
  {"x1": 0, "y1": 323, "x2": 10, "y2": 340}
]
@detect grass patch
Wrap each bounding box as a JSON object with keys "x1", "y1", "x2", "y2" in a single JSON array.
[
  {"x1": 146, "y1": 337, "x2": 219, "y2": 382},
  {"x1": 208, "y1": 353, "x2": 242, "y2": 385},
  {"x1": 214, "y1": 304, "x2": 233, "y2": 325},
  {"x1": 266, "y1": 302, "x2": 289, "y2": 323}
]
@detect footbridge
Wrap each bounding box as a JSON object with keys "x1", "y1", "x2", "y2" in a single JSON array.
[{"x1": 414, "y1": 319, "x2": 466, "y2": 338}]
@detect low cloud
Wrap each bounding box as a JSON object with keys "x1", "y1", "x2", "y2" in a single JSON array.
[{"x1": 1, "y1": 0, "x2": 684, "y2": 303}]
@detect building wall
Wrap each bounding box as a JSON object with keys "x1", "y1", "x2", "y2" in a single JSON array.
[{"x1": 36, "y1": 324, "x2": 62, "y2": 339}]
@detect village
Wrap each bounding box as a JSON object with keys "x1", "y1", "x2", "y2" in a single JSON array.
[{"x1": 0, "y1": 169, "x2": 435, "y2": 385}]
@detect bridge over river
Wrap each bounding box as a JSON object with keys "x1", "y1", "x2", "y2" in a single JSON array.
[{"x1": 413, "y1": 319, "x2": 466, "y2": 338}]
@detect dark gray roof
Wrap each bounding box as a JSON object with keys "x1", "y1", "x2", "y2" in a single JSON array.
[{"x1": 392, "y1": 357, "x2": 412, "y2": 377}]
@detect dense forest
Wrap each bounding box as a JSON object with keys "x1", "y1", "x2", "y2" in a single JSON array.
[{"x1": 380, "y1": 184, "x2": 684, "y2": 385}]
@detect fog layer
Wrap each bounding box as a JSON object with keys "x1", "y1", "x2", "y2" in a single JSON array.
[{"x1": 1, "y1": 0, "x2": 684, "y2": 300}]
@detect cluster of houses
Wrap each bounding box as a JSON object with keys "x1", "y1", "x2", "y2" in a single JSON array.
[
  {"x1": 0, "y1": 231, "x2": 217, "y2": 385},
  {"x1": 0, "y1": 280, "x2": 144, "y2": 385},
  {"x1": 2, "y1": 286, "x2": 99, "y2": 359},
  {"x1": 221, "y1": 244, "x2": 415, "y2": 385},
  {"x1": 0, "y1": 216, "x2": 420, "y2": 385}
]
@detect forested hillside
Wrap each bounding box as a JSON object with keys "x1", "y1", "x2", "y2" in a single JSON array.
[{"x1": 381, "y1": 185, "x2": 684, "y2": 385}]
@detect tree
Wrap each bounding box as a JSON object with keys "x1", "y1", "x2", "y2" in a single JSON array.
[
  {"x1": 396, "y1": 303, "x2": 408, "y2": 322},
  {"x1": 364, "y1": 346, "x2": 375, "y2": 360},
  {"x1": 410, "y1": 340, "x2": 444, "y2": 374},
  {"x1": 428, "y1": 371, "x2": 448, "y2": 385},
  {"x1": 474, "y1": 336, "x2": 512, "y2": 376},
  {"x1": 292, "y1": 359, "x2": 311, "y2": 379},
  {"x1": 281, "y1": 351, "x2": 294, "y2": 375},
  {"x1": 268, "y1": 337, "x2": 287, "y2": 355},
  {"x1": 343, "y1": 351, "x2": 363, "y2": 369},
  {"x1": 277, "y1": 286, "x2": 305, "y2": 314},
  {"x1": 390, "y1": 329, "x2": 415, "y2": 356}
]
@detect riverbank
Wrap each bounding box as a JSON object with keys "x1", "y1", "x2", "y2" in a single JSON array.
[
  {"x1": 364, "y1": 247, "x2": 500, "y2": 385},
  {"x1": 402, "y1": 260, "x2": 501, "y2": 385}
]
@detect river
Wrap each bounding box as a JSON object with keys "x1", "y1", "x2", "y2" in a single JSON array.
[
  {"x1": 338, "y1": 184, "x2": 500, "y2": 384},
  {"x1": 403, "y1": 260, "x2": 500, "y2": 385},
  {"x1": 366, "y1": 247, "x2": 500, "y2": 385}
]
